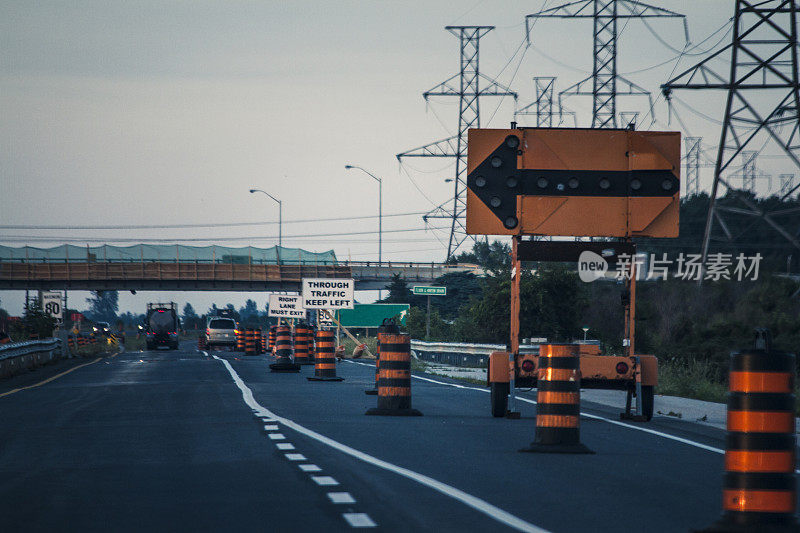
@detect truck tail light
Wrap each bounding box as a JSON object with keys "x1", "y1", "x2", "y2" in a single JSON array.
[
  {"x1": 616, "y1": 362, "x2": 629, "y2": 374},
  {"x1": 521, "y1": 359, "x2": 535, "y2": 372}
]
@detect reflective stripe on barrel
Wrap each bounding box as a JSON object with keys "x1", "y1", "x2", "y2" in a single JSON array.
[{"x1": 721, "y1": 348, "x2": 797, "y2": 522}]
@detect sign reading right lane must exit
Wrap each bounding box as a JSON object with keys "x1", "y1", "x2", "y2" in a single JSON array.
[{"x1": 413, "y1": 286, "x2": 446, "y2": 296}]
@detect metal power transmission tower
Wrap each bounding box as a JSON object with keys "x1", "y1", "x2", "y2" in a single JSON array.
[
  {"x1": 525, "y1": 1, "x2": 686, "y2": 128},
  {"x1": 684, "y1": 137, "x2": 702, "y2": 196},
  {"x1": 397, "y1": 26, "x2": 516, "y2": 260},
  {"x1": 741, "y1": 151, "x2": 758, "y2": 191},
  {"x1": 662, "y1": 0, "x2": 800, "y2": 264},
  {"x1": 515, "y1": 77, "x2": 577, "y2": 126},
  {"x1": 780, "y1": 173, "x2": 795, "y2": 196}
]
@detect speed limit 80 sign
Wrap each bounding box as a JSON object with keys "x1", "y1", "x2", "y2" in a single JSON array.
[{"x1": 42, "y1": 291, "x2": 63, "y2": 320}]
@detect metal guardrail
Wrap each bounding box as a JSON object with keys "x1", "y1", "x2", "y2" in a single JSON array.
[
  {"x1": 0, "y1": 338, "x2": 62, "y2": 361},
  {"x1": 410, "y1": 340, "x2": 541, "y2": 368},
  {"x1": 0, "y1": 338, "x2": 66, "y2": 379}
]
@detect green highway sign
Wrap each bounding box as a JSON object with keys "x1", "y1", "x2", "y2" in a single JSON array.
[
  {"x1": 335, "y1": 304, "x2": 410, "y2": 328},
  {"x1": 413, "y1": 286, "x2": 446, "y2": 296}
]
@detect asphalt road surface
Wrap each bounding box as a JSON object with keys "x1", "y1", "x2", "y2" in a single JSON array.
[{"x1": 0, "y1": 341, "x2": 789, "y2": 532}]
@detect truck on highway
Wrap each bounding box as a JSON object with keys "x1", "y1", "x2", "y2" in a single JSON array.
[{"x1": 145, "y1": 302, "x2": 180, "y2": 350}]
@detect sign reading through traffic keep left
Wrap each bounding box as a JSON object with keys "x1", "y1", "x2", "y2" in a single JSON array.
[
  {"x1": 302, "y1": 278, "x2": 355, "y2": 309},
  {"x1": 268, "y1": 294, "x2": 305, "y2": 319}
]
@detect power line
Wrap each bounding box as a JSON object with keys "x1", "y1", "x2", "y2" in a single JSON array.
[
  {"x1": 0, "y1": 211, "x2": 427, "y2": 231},
  {"x1": 640, "y1": 16, "x2": 733, "y2": 58},
  {"x1": 0, "y1": 226, "x2": 447, "y2": 243}
]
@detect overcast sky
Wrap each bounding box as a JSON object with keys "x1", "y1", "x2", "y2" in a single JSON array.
[{"x1": 1, "y1": 1, "x2": 793, "y2": 315}]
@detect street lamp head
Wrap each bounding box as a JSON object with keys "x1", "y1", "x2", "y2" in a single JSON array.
[
  {"x1": 344, "y1": 165, "x2": 354, "y2": 169},
  {"x1": 249, "y1": 189, "x2": 257, "y2": 193}
]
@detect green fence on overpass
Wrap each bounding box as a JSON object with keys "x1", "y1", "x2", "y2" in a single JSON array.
[{"x1": 0, "y1": 245, "x2": 337, "y2": 265}]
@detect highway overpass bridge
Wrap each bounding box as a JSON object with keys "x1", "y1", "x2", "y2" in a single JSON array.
[{"x1": 0, "y1": 245, "x2": 478, "y2": 291}]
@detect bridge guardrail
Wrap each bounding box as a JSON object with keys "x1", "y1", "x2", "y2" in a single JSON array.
[
  {"x1": 0, "y1": 338, "x2": 66, "y2": 379},
  {"x1": 410, "y1": 340, "x2": 541, "y2": 368}
]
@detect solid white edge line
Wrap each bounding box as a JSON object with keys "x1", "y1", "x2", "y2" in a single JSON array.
[{"x1": 212, "y1": 354, "x2": 548, "y2": 533}]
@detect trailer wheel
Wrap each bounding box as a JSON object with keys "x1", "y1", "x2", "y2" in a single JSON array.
[
  {"x1": 642, "y1": 385, "x2": 654, "y2": 421},
  {"x1": 490, "y1": 382, "x2": 509, "y2": 418}
]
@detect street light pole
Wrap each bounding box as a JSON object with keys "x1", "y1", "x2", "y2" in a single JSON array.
[
  {"x1": 345, "y1": 165, "x2": 383, "y2": 299},
  {"x1": 344, "y1": 165, "x2": 382, "y2": 267},
  {"x1": 249, "y1": 188, "x2": 282, "y2": 248}
]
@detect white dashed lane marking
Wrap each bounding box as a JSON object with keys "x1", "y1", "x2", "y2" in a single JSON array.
[
  {"x1": 328, "y1": 492, "x2": 357, "y2": 504},
  {"x1": 275, "y1": 442, "x2": 295, "y2": 450},
  {"x1": 299, "y1": 464, "x2": 323, "y2": 472},
  {"x1": 268, "y1": 433, "x2": 286, "y2": 440},
  {"x1": 312, "y1": 476, "x2": 340, "y2": 486},
  {"x1": 264, "y1": 425, "x2": 279, "y2": 431},
  {"x1": 285, "y1": 453, "x2": 307, "y2": 461},
  {"x1": 343, "y1": 513, "x2": 377, "y2": 528}
]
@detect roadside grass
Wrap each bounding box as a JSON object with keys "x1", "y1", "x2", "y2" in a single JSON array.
[
  {"x1": 657, "y1": 357, "x2": 800, "y2": 415},
  {"x1": 410, "y1": 358, "x2": 429, "y2": 372},
  {"x1": 656, "y1": 358, "x2": 728, "y2": 404},
  {"x1": 69, "y1": 339, "x2": 118, "y2": 358},
  {"x1": 341, "y1": 337, "x2": 378, "y2": 358},
  {"x1": 124, "y1": 336, "x2": 146, "y2": 352},
  {"x1": 438, "y1": 376, "x2": 486, "y2": 386}
]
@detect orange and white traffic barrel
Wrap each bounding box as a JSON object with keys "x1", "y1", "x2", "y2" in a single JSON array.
[
  {"x1": 269, "y1": 325, "x2": 300, "y2": 373},
  {"x1": 366, "y1": 333, "x2": 421, "y2": 416},
  {"x1": 308, "y1": 329, "x2": 344, "y2": 382},
  {"x1": 521, "y1": 343, "x2": 592, "y2": 454},
  {"x1": 701, "y1": 332, "x2": 798, "y2": 532}
]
